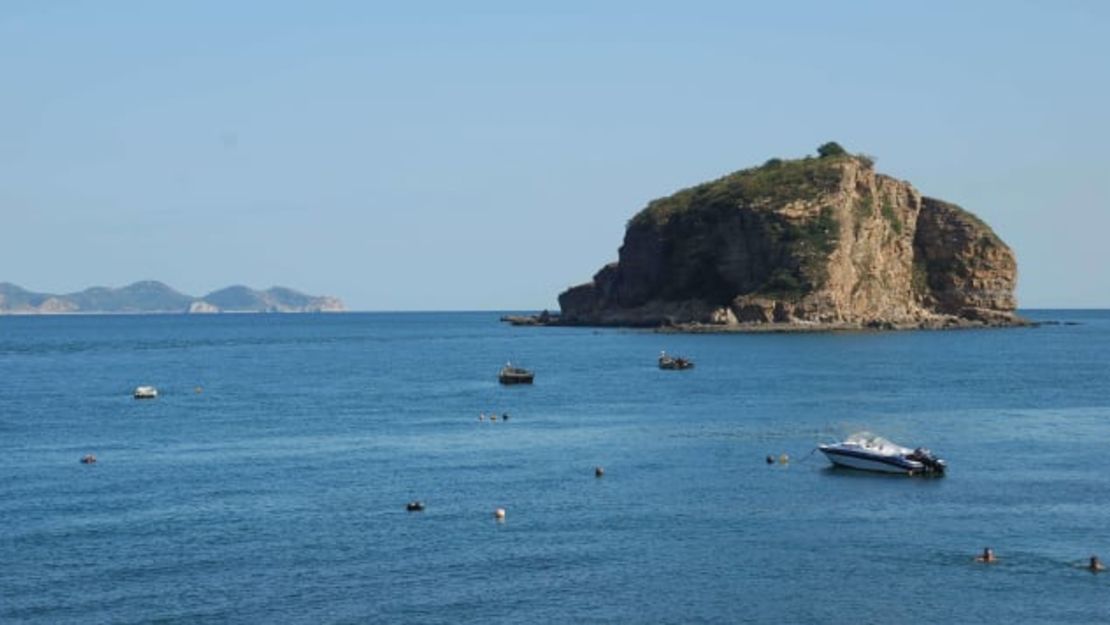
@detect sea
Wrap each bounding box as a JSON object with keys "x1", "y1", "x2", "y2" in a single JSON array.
[{"x1": 2, "y1": 310, "x2": 1109, "y2": 624}]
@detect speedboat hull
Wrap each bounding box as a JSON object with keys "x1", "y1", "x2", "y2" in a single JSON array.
[{"x1": 819, "y1": 446, "x2": 923, "y2": 474}]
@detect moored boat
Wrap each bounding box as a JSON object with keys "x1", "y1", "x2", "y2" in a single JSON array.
[
  {"x1": 133, "y1": 385, "x2": 158, "y2": 399},
  {"x1": 658, "y1": 351, "x2": 694, "y2": 370},
  {"x1": 819, "y1": 432, "x2": 946, "y2": 475},
  {"x1": 498, "y1": 363, "x2": 534, "y2": 385}
]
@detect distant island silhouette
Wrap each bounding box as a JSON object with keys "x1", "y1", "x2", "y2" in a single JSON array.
[{"x1": 0, "y1": 281, "x2": 345, "y2": 314}]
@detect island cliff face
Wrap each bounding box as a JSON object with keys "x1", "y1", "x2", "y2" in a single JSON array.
[{"x1": 558, "y1": 148, "x2": 1021, "y2": 330}]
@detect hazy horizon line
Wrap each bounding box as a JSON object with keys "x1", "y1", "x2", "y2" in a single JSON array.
[{"x1": 1, "y1": 307, "x2": 1106, "y2": 317}]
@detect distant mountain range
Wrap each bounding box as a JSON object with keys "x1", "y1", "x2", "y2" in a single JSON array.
[{"x1": 0, "y1": 281, "x2": 345, "y2": 314}]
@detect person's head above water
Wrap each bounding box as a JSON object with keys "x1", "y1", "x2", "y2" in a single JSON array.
[
  {"x1": 976, "y1": 547, "x2": 996, "y2": 563},
  {"x1": 1089, "y1": 555, "x2": 1105, "y2": 572}
]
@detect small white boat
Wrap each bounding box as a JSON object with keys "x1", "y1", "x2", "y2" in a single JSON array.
[
  {"x1": 819, "y1": 432, "x2": 945, "y2": 475},
  {"x1": 658, "y1": 351, "x2": 694, "y2": 370},
  {"x1": 133, "y1": 386, "x2": 158, "y2": 399}
]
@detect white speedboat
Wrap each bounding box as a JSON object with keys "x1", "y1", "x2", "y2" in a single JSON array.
[{"x1": 819, "y1": 432, "x2": 946, "y2": 475}]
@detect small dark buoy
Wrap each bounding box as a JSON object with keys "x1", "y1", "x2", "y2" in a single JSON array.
[
  {"x1": 765, "y1": 455, "x2": 775, "y2": 465},
  {"x1": 502, "y1": 413, "x2": 510, "y2": 421},
  {"x1": 80, "y1": 454, "x2": 97, "y2": 465},
  {"x1": 406, "y1": 501, "x2": 425, "y2": 512},
  {"x1": 594, "y1": 466, "x2": 605, "y2": 478}
]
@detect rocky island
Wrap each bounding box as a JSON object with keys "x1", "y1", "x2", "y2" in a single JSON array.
[
  {"x1": 0, "y1": 281, "x2": 345, "y2": 314},
  {"x1": 544, "y1": 143, "x2": 1023, "y2": 331}
]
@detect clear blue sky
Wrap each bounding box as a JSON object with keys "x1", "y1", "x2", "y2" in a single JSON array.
[{"x1": 2, "y1": 1, "x2": 1107, "y2": 310}]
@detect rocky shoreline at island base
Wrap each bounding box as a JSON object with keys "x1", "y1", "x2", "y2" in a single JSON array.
[{"x1": 502, "y1": 309, "x2": 1033, "y2": 333}]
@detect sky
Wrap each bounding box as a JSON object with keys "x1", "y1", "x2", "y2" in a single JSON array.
[{"x1": 1, "y1": 1, "x2": 1107, "y2": 310}]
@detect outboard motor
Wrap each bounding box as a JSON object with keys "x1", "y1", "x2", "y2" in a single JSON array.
[{"x1": 909, "y1": 447, "x2": 946, "y2": 474}]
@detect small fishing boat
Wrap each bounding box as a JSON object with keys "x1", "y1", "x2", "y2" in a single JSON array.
[
  {"x1": 819, "y1": 432, "x2": 946, "y2": 475},
  {"x1": 658, "y1": 351, "x2": 694, "y2": 370},
  {"x1": 498, "y1": 363, "x2": 534, "y2": 385},
  {"x1": 133, "y1": 386, "x2": 158, "y2": 399}
]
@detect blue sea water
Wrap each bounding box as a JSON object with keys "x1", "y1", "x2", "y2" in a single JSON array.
[{"x1": 2, "y1": 311, "x2": 1110, "y2": 624}]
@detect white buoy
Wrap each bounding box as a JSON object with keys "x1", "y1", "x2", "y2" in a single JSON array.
[{"x1": 493, "y1": 507, "x2": 506, "y2": 520}]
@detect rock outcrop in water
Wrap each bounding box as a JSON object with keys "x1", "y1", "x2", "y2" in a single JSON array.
[
  {"x1": 553, "y1": 144, "x2": 1022, "y2": 330},
  {"x1": 0, "y1": 281, "x2": 345, "y2": 314}
]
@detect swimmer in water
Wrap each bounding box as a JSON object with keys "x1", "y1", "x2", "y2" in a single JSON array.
[
  {"x1": 1088, "y1": 555, "x2": 1105, "y2": 573},
  {"x1": 975, "y1": 547, "x2": 997, "y2": 563}
]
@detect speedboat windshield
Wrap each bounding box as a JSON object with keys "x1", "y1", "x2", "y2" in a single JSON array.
[{"x1": 842, "y1": 431, "x2": 911, "y2": 454}]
